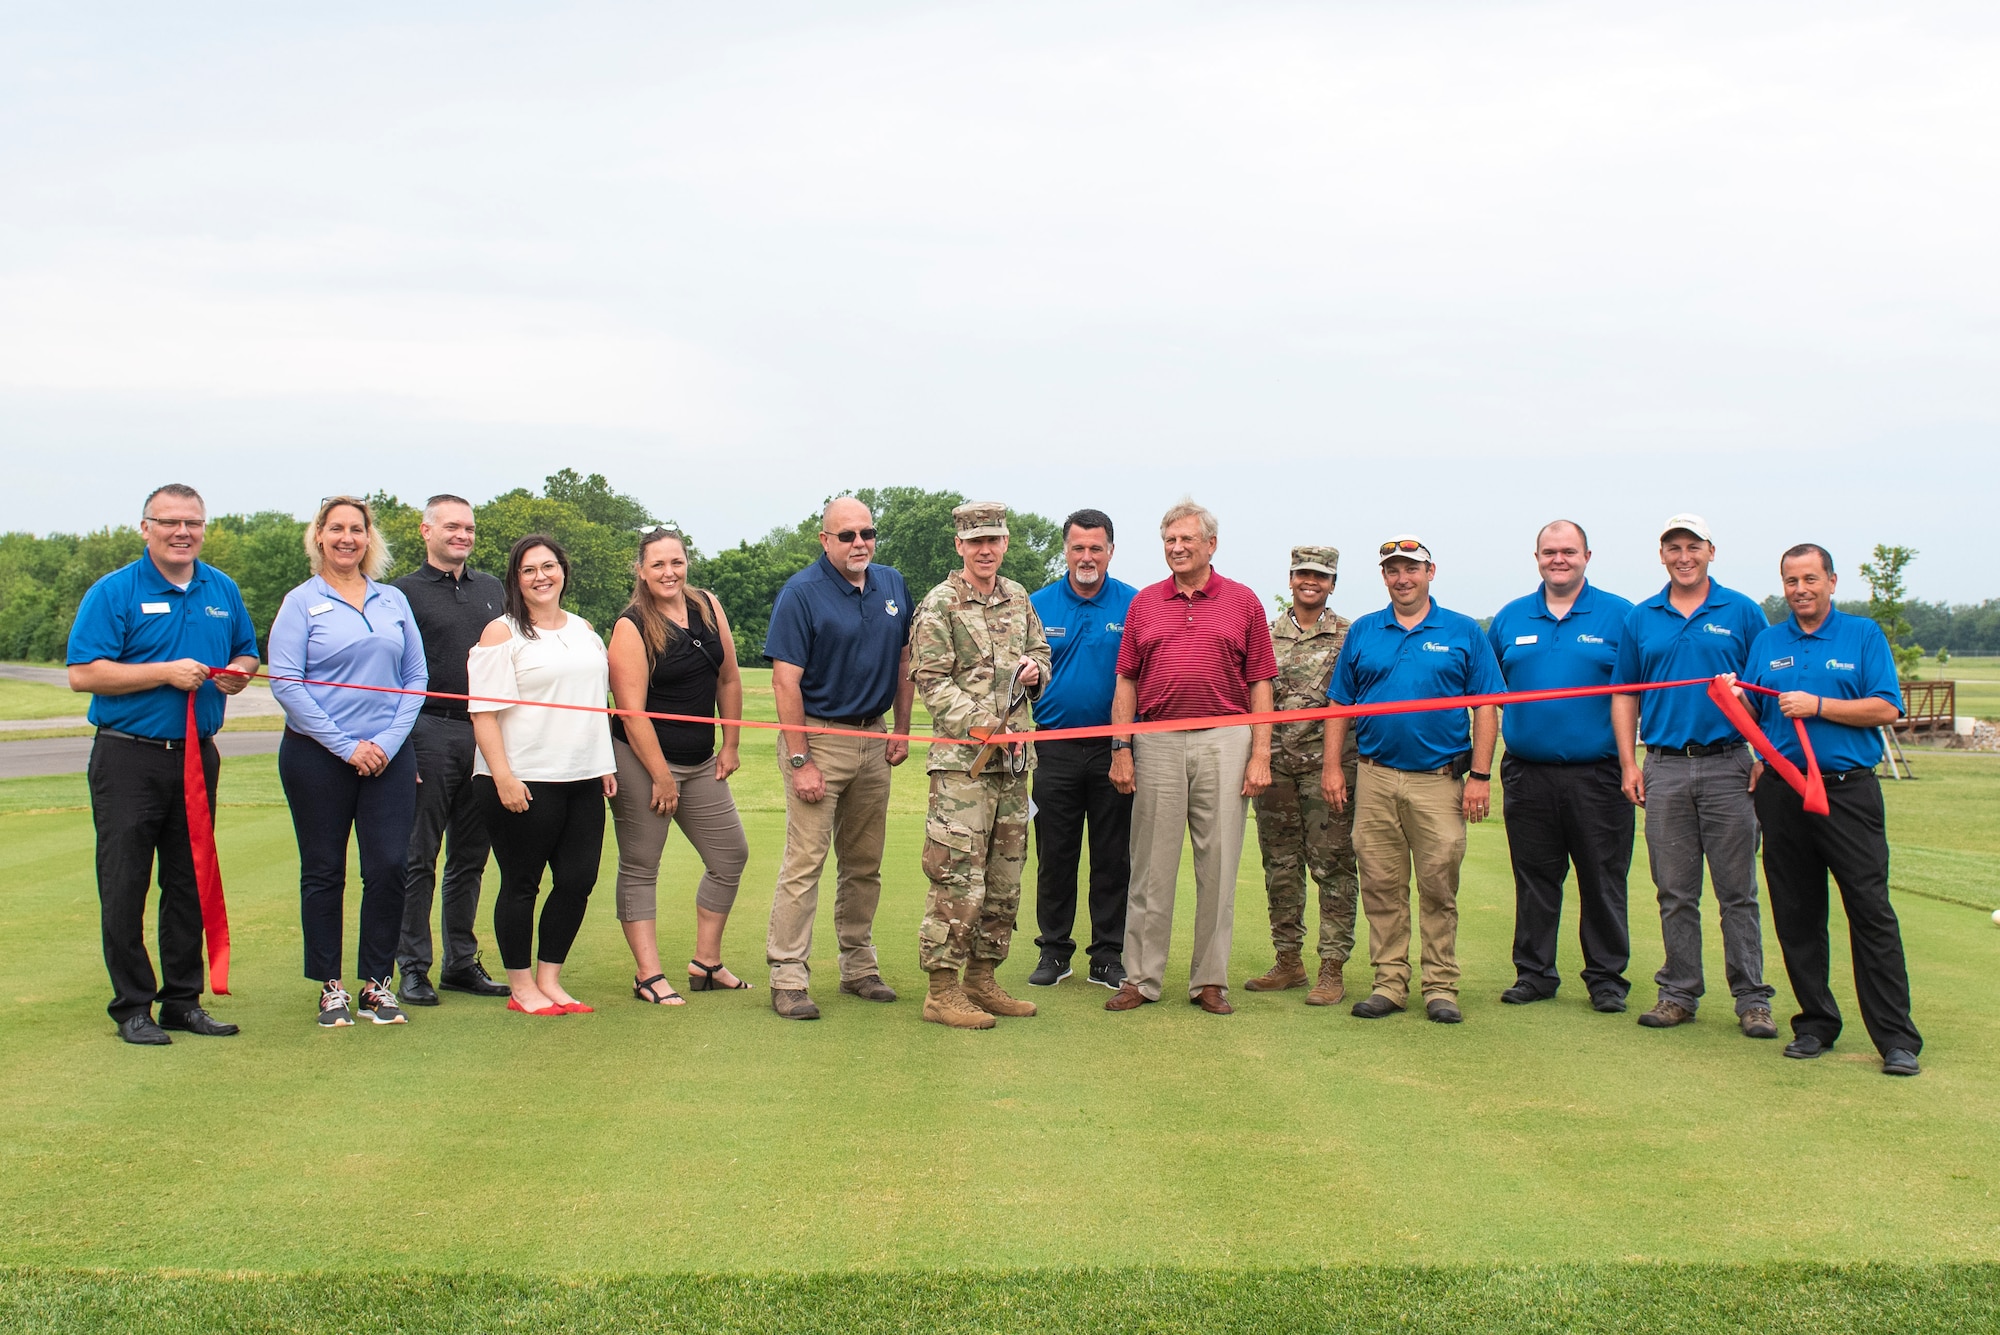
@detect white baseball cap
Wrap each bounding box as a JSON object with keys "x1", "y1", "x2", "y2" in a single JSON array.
[{"x1": 1659, "y1": 513, "x2": 1713, "y2": 544}]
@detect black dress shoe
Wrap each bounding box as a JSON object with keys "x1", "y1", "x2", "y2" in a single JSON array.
[
  {"x1": 1590, "y1": 992, "x2": 1629, "y2": 1014},
  {"x1": 1500, "y1": 982, "x2": 1550, "y2": 1005},
  {"x1": 1425, "y1": 998, "x2": 1463, "y2": 1024},
  {"x1": 1783, "y1": 1034, "x2": 1827, "y2": 1060},
  {"x1": 1087, "y1": 957, "x2": 1127, "y2": 991},
  {"x1": 1027, "y1": 954, "x2": 1072, "y2": 987},
  {"x1": 397, "y1": 970, "x2": 441, "y2": 1007},
  {"x1": 438, "y1": 957, "x2": 511, "y2": 997},
  {"x1": 1351, "y1": 994, "x2": 1406, "y2": 1019},
  {"x1": 118, "y1": 1014, "x2": 172, "y2": 1045},
  {"x1": 1881, "y1": 1048, "x2": 1921, "y2": 1077},
  {"x1": 159, "y1": 1006, "x2": 239, "y2": 1037}
]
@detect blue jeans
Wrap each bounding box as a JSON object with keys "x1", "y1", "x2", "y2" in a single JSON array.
[{"x1": 1642, "y1": 749, "x2": 1773, "y2": 1015}]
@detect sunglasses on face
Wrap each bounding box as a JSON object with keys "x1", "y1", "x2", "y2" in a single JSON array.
[
  {"x1": 826, "y1": 528, "x2": 878, "y2": 543},
  {"x1": 1379, "y1": 539, "x2": 1426, "y2": 555}
]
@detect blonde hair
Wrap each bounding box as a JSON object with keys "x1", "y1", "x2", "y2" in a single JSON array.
[
  {"x1": 306, "y1": 495, "x2": 392, "y2": 579},
  {"x1": 1159, "y1": 496, "x2": 1217, "y2": 541}
]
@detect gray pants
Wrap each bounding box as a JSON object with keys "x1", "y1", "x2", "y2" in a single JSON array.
[
  {"x1": 1122, "y1": 725, "x2": 1252, "y2": 1002},
  {"x1": 396, "y1": 714, "x2": 492, "y2": 976},
  {"x1": 608, "y1": 738, "x2": 750, "y2": 920},
  {"x1": 1643, "y1": 749, "x2": 1773, "y2": 1015}
]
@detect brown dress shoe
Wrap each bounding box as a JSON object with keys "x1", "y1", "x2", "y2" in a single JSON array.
[
  {"x1": 838, "y1": 974, "x2": 898, "y2": 1003},
  {"x1": 1104, "y1": 982, "x2": 1153, "y2": 1011},
  {"x1": 1739, "y1": 1006, "x2": 1778, "y2": 1039},
  {"x1": 1244, "y1": 951, "x2": 1307, "y2": 992},
  {"x1": 1191, "y1": 984, "x2": 1234, "y2": 1015},
  {"x1": 962, "y1": 959, "x2": 1035, "y2": 1016},
  {"x1": 922, "y1": 971, "x2": 996, "y2": 1029},
  {"x1": 1637, "y1": 999, "x2": 1694, "y2": 1028},
  {"x1": 1304, "y1": 959, "x2": 1345, "y2": 1006}
]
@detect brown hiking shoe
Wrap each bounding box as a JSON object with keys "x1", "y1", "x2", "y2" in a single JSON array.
[
  {"x1": 1305, "y1": 959, "x2": 1346, "y2": 1006},
  {"x1": 962, "y1": 960, "x2": 1036, "y2": 1017},
  {"x1": 1244, "y1": 951, "x2": 1307, "y2": 992},
  {"x1": 838, "y1": 974, "x2": 898, "y2": 1003},
  {"x1": 922, "y1": 970, "x2": 996, "y2": 1029},
  {"x1": 1739, "y1": 1006, "x2": 1778, "y2": 1039},
  {"x1": 771, "y1": 988, "x2": 820, "y2": 1020},
  {"x1": 1637, "y1": 999, "x2": 1694, "y2": 1028}
]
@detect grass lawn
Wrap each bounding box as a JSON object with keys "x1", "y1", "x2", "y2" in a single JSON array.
[
  {"x1": 1912, "y1": 653, "x2": 2000, "y2": 722},
  {"x1": 4, "y1": 673, "x2": 1998, "y2": 1327},
  {"x1": 0, "y1": 677, "x2": 86, "y2": 720}
]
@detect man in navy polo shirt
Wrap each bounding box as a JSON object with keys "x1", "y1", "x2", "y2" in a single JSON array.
[
  {"x1": 1610, "y1": 512, "x2": 1778, "y2": 1038},
  {"x1": 1323, "y1": 535, "x2": 1503, "y2": 1025},
  {"x1": 1026, "y1": 507, "x2": 1137, "y2": 991},
  {"x1": 761, "y1": 495, "x2": 916, "y2": 1019},
  {"x1": 1737, "y1": 543, "x2": 1920, "y2": 1076},
  {"x1": 1486, "y1": 520, "x2": 1637, "y2": 1012},
  {"x1": 66, "y1": 484, "x2": 260, "y2": 1045}
]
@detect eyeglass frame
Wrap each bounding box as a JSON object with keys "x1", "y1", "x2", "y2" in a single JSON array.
[{"x1": 824, "y1": 527, "x2": 878, "y2": 543}]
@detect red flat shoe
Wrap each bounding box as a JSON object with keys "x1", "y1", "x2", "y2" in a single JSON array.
[
  {"x1": 507, "y1": 998, "x2": 566, "y2": 1016},
  {"x1": 559, "y1": 1001, "x2": 595, "y2": 1014}
]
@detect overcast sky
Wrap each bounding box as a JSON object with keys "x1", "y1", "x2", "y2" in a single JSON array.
[{"x1": 4, "y1": 1, "x2": 1995, "y2": 614}]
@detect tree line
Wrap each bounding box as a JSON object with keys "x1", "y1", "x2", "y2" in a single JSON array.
[{"x1": 0, "y1": 474, "x2": 1063, "y2": 665}]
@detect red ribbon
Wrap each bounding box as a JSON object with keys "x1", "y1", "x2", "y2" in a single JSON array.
[
  {"x1": 183, "y1": 690, "x2": 230, "y2": 994},
  {"x1": 1706, "y1": 677, "x2": 1829, "y2": 815}
]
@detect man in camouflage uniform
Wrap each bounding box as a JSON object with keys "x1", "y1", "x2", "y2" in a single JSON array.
[
  {"x1": 909, "y1": 502, "x2": 1055, "y2": 1029},
  {"x1": 1245, "y1": 546, "x2": 1360, "y2": 1005}
]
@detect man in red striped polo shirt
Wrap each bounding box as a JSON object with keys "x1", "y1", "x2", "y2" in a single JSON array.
[{"x1": 1104, "y1": 498, "x2": 1278, "y2": 1016}]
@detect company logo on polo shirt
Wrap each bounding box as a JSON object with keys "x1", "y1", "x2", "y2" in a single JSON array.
[
  {"x1": 1824, "y1": 657, "x2": 1856, "y2": 671},
  {"x1": 884, "y1": 600, "x2": 899, "y2": 616},
  {"x1": 1420, "y1": 641, "x2": 1452, "y2": 653},
  {"x1": 1702, "y1": 623, "x2": 1733, "y2": 636},
  {"x1": 204, "y1": 605, "x2": 231, "y2": 618},
  {"x1": 1105, "y1": 622, "x2": 1123, "y2": 632},
  {"x1": 1576, "y1": 633, "x2": 1604, "y2": 644}
]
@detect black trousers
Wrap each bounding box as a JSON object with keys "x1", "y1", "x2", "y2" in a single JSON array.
[
  {"x1": 1755, "y1": 770, "x2": 1921, "y2": 1055},
  {"x1": 279, "y1": 730, "x2": 418, "y2": 984},
  {"x1": 1500, "y1": 754, "x2": 1634, "y2": 999},
  {"x1": 478, "y1": 775, "x2": 605, "y2": 970},
  {"x1": 88, "y1": 734, "x2": 221, "y2": 1023},
  {"x1": 1031, "y1": 737, "x2": 1133, "y2": 964},
  {"x1": 396, "y1": 714, "x2": 492, "y2": 976}
]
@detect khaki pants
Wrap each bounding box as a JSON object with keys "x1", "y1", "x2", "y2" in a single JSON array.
[
  {"x1": 1123, "y1": 725, "x2": 1252, "y2": 1002},
  {"x1": 1353, "y1": 759, "x2": 1466, "y2": 1005},
  {"x1": 766, "y1": 720, "x2": 891, "y2": 990}
]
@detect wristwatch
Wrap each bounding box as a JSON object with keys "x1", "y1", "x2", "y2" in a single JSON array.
[
  {"x1": 1109, "y1": 739, "x2": 1133, "y2": 752},
  {"x1": 789, "y1": 753, "x2": 810, "y2": 769}
]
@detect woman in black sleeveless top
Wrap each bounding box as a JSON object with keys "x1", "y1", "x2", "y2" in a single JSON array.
[{"x1": 606, "y1": 529, "x2": 751, "y2": 1003}]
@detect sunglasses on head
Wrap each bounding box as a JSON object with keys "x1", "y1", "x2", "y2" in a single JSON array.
[
  {"x1": 827, "y1": 527, "x2": 878, "y2": 543},
  {"x1": 1379, "y1": 539, "x2": 1426, "y2": 555}
]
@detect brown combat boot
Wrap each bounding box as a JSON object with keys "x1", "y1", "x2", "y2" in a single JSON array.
[
  {"x1": 1304, "y1": 958, "x2": 1345, "y2": 1006},
  {"x1": 961, "y1": 959, "x2": 1036, "y2": 1017},
  {"x1": 922, "y1": 970, "x2": 996, "y2": 1030},
  {"x1": 1244, "y1": 950, "x2": 1307, "y2": 992}
]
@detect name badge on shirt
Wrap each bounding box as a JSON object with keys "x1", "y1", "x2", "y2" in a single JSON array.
[
  {"x1": 1514, "y1": 634, "x2": 1537, "y2": 645},
  {"x1": 1769, "y1": 656, "x2": 1794, "y2": 669},
  {"x1": 1047, "y1": 626, "x2": 1066, "y2": 637},
  {"x1": 141, "y1": 602, "x2": 171, "y2": 615},
  {"x1": 308, "y1": 602, "x2": 334, "y2": 616}
]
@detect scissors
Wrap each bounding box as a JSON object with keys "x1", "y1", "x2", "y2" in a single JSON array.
[{"x1": 969, "y1": 662, "x2": 1034, "y2": 778}]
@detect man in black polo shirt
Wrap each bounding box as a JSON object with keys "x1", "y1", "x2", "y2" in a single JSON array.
[{"x1": 393, "y1": 494, "x2": 510, "y2": 1004}]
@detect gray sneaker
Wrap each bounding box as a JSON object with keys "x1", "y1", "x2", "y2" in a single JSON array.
[
  {"x1": 838, "y1": 974, "x2": 898, "y2": 1002},
  {"x1": 359, "y1": 979, "x2": 407, "y2": 1025},
  {"x1": 772, "y1": 988, "x2": 821, "y2": 1020},
  {"x1": 318, "y1": 980, "x2": 354, "y2": 1028}
]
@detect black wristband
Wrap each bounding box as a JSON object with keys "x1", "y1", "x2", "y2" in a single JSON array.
[{"x1": 1467, "y1": 770, "x2": 1491, "y2": 783}]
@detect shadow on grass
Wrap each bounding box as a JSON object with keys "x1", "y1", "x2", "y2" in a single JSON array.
[{"x1": 4, "y1": 1263, "x2": 1995, "y2": 1334}]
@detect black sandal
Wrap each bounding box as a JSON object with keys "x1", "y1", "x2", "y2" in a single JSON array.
[
  {"x1": 632, "y1": 973, "x2": 686, "y2": 1005},
  {"x1": 687, "y1": 959, "x2": 752, "y2": 991}
]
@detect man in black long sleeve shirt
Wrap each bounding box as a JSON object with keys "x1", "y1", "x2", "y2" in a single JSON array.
[{"x1": 392, "y1": 494, "x2": 509, "y2": 1004}]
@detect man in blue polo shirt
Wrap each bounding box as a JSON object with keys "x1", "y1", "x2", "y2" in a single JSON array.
[
  {"x1": 1025, "y1": 507, "x2": 1137, "y2": 990},
  {"x1": 1323, "y1": 535, "x2": 1503, "y2": 1025},
  {"x1": 66, "y1": 484, "x2": 260, "y2": 1046},
  {"x1": 1610, "y1": 512, "x2": 1777, "y2": 1038},
  {"x1": 1738, "y1": 543, "x2": 1920, "y2": 1076},
  {"x1": 760, "y1": 495, "x2": 916, "y2": 1019},
  {"x1": 1486, "y1": 520, "x2": 1637, "y2": 1013}
]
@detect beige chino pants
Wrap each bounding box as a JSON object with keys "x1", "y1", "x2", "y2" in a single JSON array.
[
  {"x1": 1352, "y1": 758, "x2": 1466, "y2": 1006},
  {"x1": 765, "y1": 719, "x2": 891, "y2": 990},
  {"x1": 1122, "y1": 725, "x2": 1252, "y2": 1002}
]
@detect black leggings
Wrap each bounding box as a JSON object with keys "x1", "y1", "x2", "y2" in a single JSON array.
[{"x1": 478, "y1": 775, "x2": 605, "y2": 970}]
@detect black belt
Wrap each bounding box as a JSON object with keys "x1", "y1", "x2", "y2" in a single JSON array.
[
  {"x1": 97, "y1": 727, "x2": 202, "y2": 751},
  {"x1": 1359, "y1": 754, "x2": 1466, "y2": 778},
  {"x1": 421, "y1": 706, "x2": 471, "y2": 722},
  {"x1": 1647, "y1": 741, "x2": 1745, "y2": 758}
]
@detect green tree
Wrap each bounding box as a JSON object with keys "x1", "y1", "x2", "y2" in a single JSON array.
[
  {"x1": 543, "y1": 468, "x2": 659, "y2": 532},
  {"x1": 1761, "y1": 593, "x2": 1788, "y2": 624},
  {"x1": 694, "y1": 517, "x2": 821, "y2": 665},
  {"x1": 368, "y1": 492, "x2": 424, "y2": 581},
  {"x1": 1859, "y1": 544, "x2": 1924, "y2": 680},
  {"x1": 473, "y1": 474, "x2": 660, "y2": 633},
  {"x1": 201, "y1": 511, "x2": 310, "y2": 653},
  {"x1": 850, "y1": 486, "x2": 1062, "y2": 598}
]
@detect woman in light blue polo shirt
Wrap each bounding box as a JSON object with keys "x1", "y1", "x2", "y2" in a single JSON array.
[{"x1": 268, "y1": 495, "x2": 428, "y2": 1030}]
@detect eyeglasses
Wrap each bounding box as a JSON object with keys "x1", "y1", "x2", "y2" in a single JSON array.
[
  {"x1": 826, "y1": 528, "x2": 878, "y2": 543},
  {"x1": 143, "y1": 517, "x2": 204, "y2": 531},
  {"x1": 1379, "y1": 539, "x2": 1426, "y2": 555}
]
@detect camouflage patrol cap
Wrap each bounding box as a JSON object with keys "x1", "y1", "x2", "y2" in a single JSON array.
[
  {"x1": 953, "y1": 501, "x2": 1009, "y2": 539},
  {"x1": 1289, "y1": 545, "x2": 1339, "y2": 575}
]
